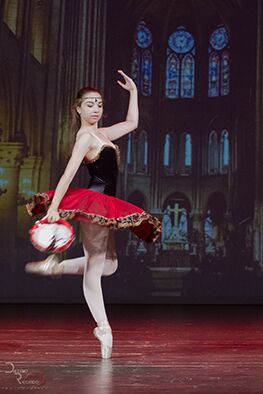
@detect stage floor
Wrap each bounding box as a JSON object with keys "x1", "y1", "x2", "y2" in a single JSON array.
[{"x1": 0, "y1": 304, "x2": 263, "y2": 393}]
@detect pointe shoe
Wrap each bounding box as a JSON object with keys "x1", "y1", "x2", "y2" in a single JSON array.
[
  {"x1": 93, "y1": 321, "x2": 113, "y2": 359},
  {"x1": 25, "y1": 254, "x2": 62, "y2": 276}
]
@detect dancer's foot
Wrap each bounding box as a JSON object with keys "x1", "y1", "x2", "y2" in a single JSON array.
[
  {"x1": 25, "y1": 254, "x2": 62, "y2": 276},
  {"x1": 93, "y1": 320, "x2": 113, "y2": 359}
]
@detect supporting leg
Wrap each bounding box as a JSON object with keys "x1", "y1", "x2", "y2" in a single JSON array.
[
  {"x1": 81, "y1": 221, "x2": 109, "y2": 325},
  {"x1": 81, "y1": 221, "x2": 113, "y2": 358}
]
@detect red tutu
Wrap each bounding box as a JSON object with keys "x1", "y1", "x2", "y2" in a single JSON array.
[{"x1": 26, "y1": 187, "x2": 162, "y2": 243}]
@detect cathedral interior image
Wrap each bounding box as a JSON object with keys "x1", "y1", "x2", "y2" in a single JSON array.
[{"x1": 0, "y1": 0, "x2": 262, "y2": 303}]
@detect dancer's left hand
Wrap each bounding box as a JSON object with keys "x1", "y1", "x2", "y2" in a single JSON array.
[
  {"x1": 44, "y1": 206, "x2": 60, "y2": 223},
  {"x1": 117, "y1": 70, "x2": 137, "y2": 92}
]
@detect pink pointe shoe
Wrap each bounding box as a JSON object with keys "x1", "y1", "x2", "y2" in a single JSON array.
[
  {"x1": 25, "y1": 254, "x2": 62, "y2": 276},
  {"x1": 93, "y1": 321, "x2": 113, "y2": 359}
]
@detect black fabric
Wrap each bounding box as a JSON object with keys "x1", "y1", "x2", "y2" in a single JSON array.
[{"x1": 86, "y1": 147, "x2": 118, "y2": 196}]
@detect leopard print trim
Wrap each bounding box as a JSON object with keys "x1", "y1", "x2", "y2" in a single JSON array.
[
  {"x1": 26, "y1": 193, "x2": 161, "y2": 243},
  {"x1": 59, "y1": 209, "x2": 161, "y2": 242},
  {"x1": 26, "y1": 192, "x2": 51, "y2": 216}
]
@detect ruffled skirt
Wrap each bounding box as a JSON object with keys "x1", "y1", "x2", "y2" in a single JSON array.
[{"x1": 26, "y1": 187, "x2": 162, "y2": 243}]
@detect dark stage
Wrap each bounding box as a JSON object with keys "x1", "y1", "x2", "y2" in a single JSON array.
[{"x1": 0, "y1": 304, "x2": 263, "y2": 393}]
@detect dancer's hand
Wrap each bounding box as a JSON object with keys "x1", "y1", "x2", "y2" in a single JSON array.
[
  {"x1": 44, "y1": 206, "x2": 60, "y2": 223},
  {"x1": 117, "y1": 70, "x2": 137, "y2": 92}
]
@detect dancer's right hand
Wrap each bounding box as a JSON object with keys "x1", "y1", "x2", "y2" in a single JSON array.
[{"x1": 44, "y1": 206, "x2": 60, "y2": 223}]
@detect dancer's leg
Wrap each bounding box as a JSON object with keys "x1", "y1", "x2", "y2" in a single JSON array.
[
  {"x1": 60, "y1": 228, "x2": 118, "y2": 276},
  {"x1": 25, "y1": 226, "x2": 118, "y2": 280},
  {"x1": 81, "y1": 221, "x2": 109, "y2": 325},
  {"x1": 81, "y1": 221, "x2": 113, "y2": 358},
  {"x1": 60, "y1": 256, "x2": 86, "y2": 274},
  {"x1": 103, "y1": 229, "x2": 118, "y2": 276}
]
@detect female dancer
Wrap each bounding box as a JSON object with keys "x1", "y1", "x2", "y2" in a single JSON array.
[{"x1": 25, "y1": 70, "x2": 161, "y2": 359}]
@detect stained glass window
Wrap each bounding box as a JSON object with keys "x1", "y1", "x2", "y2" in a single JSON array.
[
  {"x1": 164, "y1": 134, "x2": 171, "y2": 166},
  {"x1": 208, "y1": 131, "x2": 219, "y2": 174},
  {"x1": 181, "y1": 55, "x2": 195, "y2": 98},
  {"x1": 144, "y1": 138, "x2": 148, "y2": 166},
  {"x1": 208, "y1": 26, "x2": 230, "y2": 97},
  {"x1": 166, "y1": 26, "x2": 195, "y2": 99},
  {"x1": 185, "y1": 133, "x2": 192, "y2": 166},
  {"x1": 131, "y1": 48, "x2": 140, "y2": 87},
  {"x1": 141, "y1": 50, "x2": 152, "y2": 96},
  {"x1": 178, "y1": 133, "x2": 192, "y2": 175},
  {"x1": 166, "y1": 54, "x2": 180, "y2": 99},
  {"x1": 208, "y1": 52, "x2": 220, "y2": 97},
  {"x1": 163, "y1": 132, "x2": 176, "y2": 172},
  {"x1": 132, "y1": 21, "x2": 153, "y2": 96},
  {"x1": 221, "y1": 51, "x2": 230, "y2": 96},
  {"x1": 220, "y1": 129, "x2": 229, "y2": 173}
]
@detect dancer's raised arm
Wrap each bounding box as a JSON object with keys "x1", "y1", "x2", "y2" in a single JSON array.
[{"x1": 101, "y1": 70, "x2": 138, "y2": 141}]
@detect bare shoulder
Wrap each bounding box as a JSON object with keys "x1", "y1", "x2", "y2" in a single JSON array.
[
  {"x1": 75, "y1": 130, "x2": 92, "y2": 143},
  {"x1": 75, "y1": 131, "x2": 98, "y2": 148}
]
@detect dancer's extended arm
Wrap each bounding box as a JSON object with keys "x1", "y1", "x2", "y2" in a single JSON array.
[{"x1": 101, "y1": 70, "x2": 138, "y2": 141}]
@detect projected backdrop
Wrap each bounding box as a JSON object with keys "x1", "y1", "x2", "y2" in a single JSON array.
[{"x1": 0, "y1": 0, "x2": 261, "y2": 303}]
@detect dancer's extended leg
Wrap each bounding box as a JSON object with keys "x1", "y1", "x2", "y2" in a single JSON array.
[
  {"x1": 60, "y1": 228, "x2": 118, "y2": 276},
  {"x1": 25, "y1": 228, "x2": 118, "y2": 278},
  {"x1": 60, "y1": 256, "x2": 86, "y2": 274}
]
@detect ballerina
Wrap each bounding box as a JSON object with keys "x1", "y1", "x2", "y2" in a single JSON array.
[{"x1": 25, "y1": 70, "x2": 161, "y2": 359}]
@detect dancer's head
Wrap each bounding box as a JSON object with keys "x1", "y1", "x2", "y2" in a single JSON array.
[{"x1": 71, "y1": 86, "x2": 103, "y2": 133}]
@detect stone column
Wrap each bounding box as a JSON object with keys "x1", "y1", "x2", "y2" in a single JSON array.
[{"x1": 0, "y1": 142, "x2": 24, "y2": 264}]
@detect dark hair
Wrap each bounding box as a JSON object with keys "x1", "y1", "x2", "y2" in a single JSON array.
[{"x1": 69, "y1": 86, "x2": 102, "y2": 154}]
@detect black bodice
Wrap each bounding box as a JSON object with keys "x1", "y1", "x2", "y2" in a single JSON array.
[{"x1": 85, "y1": 146, "x2": 119, "y2": 196}]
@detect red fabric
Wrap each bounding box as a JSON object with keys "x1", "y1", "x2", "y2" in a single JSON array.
[{"x1": 27, "y1": 187, "x2": 161, "y2": 243}]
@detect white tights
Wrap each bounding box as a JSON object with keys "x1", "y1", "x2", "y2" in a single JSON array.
[{"x1": 60, "y1": 222, "x2": 118, "y2": 325}]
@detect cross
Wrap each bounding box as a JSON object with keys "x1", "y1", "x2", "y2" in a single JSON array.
[{"x1": 167, "y1": 203, "x2": 185, "y2": 227}]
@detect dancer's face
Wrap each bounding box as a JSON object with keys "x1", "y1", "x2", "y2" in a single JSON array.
[{"x1": 77, "y1": 92, "x2": 103, "y2": 126}]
